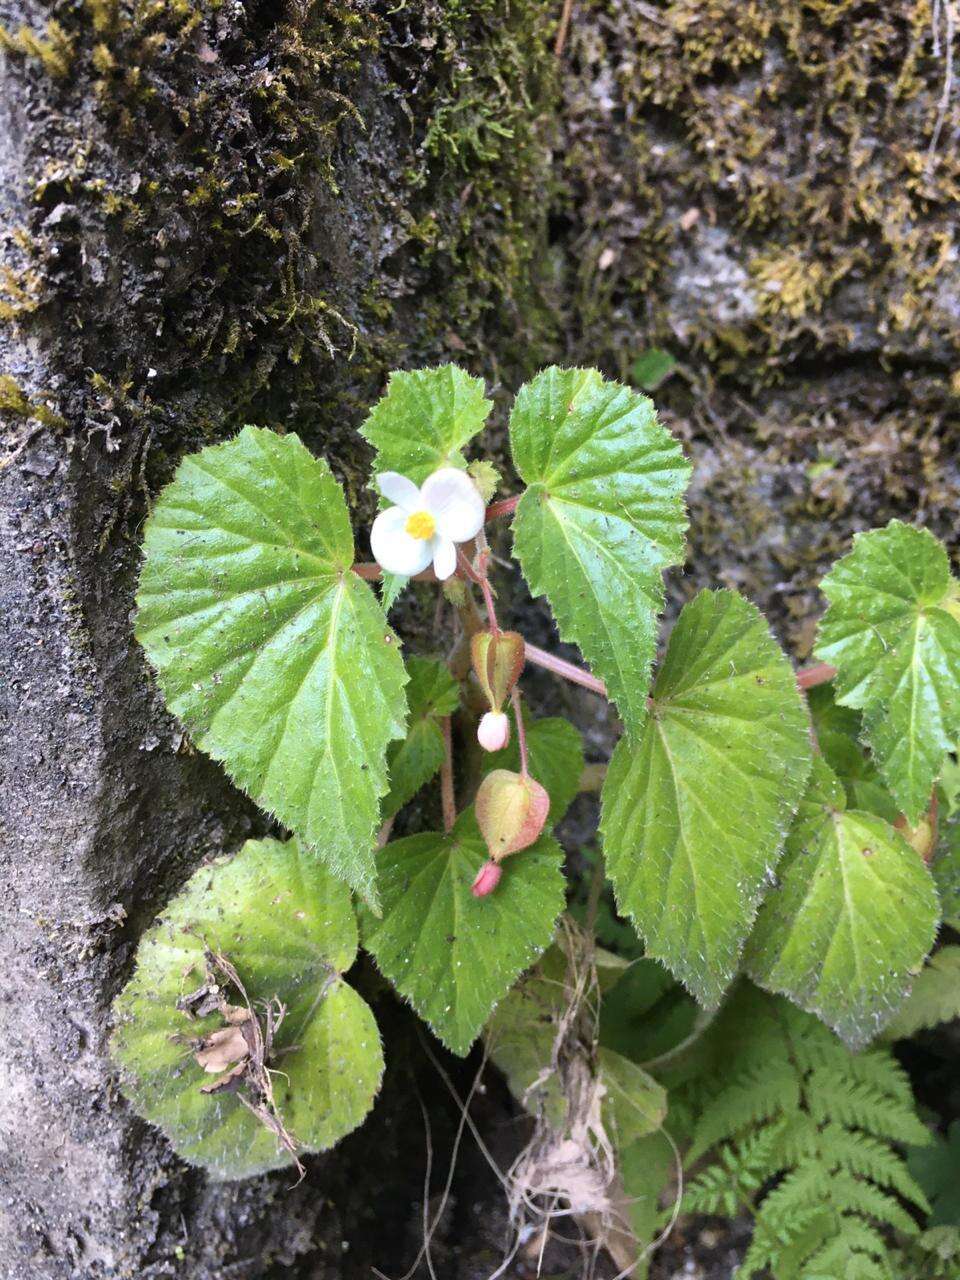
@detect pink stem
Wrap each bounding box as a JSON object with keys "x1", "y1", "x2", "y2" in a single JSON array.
[
  {"x1": 469, "y1": 546, "x2": 501, "y2": 634},
  {"x1": 511, "y1": 688, "x2": 530, "y2": 776},
  {"x1": 485, "y1": 495, "x2": 520, "y2": 522},
  {"x1": 524, "y1": 642, "x2": 608, "y2": 696},
  {"x1": 796, "y1": 662, "x2": 837, "y2": 690}
]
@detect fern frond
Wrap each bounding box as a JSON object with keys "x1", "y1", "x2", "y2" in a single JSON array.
[
  {"x1": 738, "y1": 1203, "x2": 832, "y2": 1279},
  {"x1": 688, "y1": 1061, "x2": 799, "y2": 1161},
  {"x1": 828, "y1": 1044, "x2": 921, "y2": 1110},
  {"x1": 806, "y1": 1068, "x2": 928, "y2": 1145},
  {"x1": 816, "y1": 1123, "x2": 930, "y2": 1210},
  {"x1": 684, "y1": 1119, "x2": 785, "y2": 1216},
  {"x1": 678, "y1": 990, "x2": 928, "y2": 1280},
  {"x1": 813, "y1": 1168, "x2": 919, "y2": 1237},
  {"x1": 804, "y1": 1230, "x2": 895, "y2": 1280},
  {"x1": 808, "y1": 1216, "x2": 888, "y2": 1262}
]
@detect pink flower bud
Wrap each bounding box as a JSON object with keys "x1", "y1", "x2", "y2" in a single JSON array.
[
  {"x1": 477, "y1": 710, "x2": 511, "y2": 752},
  {"x1": 471, "y1": 860, "x2": 502, "y2": 898}
]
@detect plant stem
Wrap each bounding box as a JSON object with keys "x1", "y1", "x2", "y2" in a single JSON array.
[
  {"x1": 554, "y1": 0, "x2": 574, "y2": 58},
  {"x1": 466, "y1": 543, "x2": 501, "y2": 634},
  {"x1": 511, "y1": 688, "x2": 530, "y2": 776},
  {"x1": 351, "y1": 562, "x2": 435, "y2": 582},
  {"x1": 440, "y1": 716, "x2": 456, "y2": 833},
  {"x1": 485, "y1": 494, "x2": 520, "y2": 522},
  {"x1": 524, "y1": 642, "x2": 608, "y2": 696},
  {"x1": 796, "y1": 661, "x2": 837, "y2": 690},
  {"x1": 584, "y1": 850, "x2": 606, "y2": 941},
  {"x1": 349, "y1": 561, "x2": 839, "y2": 702}
]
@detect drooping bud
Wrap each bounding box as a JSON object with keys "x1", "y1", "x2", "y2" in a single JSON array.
[
  {"x1": 477, "y1": 710, "x2": 511, "y2": 752},
  {"x1": 471, "y1": 859, "x2": 503, "y2": 898},
  {"x1": 475, "y1": 768, "x2": 550, "y2": 860},
  {"x1": 471, "y1": 630, "x2": 525, "y2": 712}
]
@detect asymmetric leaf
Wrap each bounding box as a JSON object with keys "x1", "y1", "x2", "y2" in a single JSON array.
[
  {"x1": 135, "y1": 427, "x2": 408, "y2": 907},
  {"x1": 111, "y1": 838, "x2": 383, "y2": 1179},
  {"x1": 746, "y1": 759, "x2": 939, "y2": 1047},
  {"x1": 361, "y1": 810, "x2": 565, "y2": 1055},
  {"x1": 601, "y1": 590, "x2": 812, "y2": 1007},
  {"x1": 815, "y1": 521, "x2": 960, "y2": 824},
  {"x1": 510, "y1": 367, "x2": 690, "y2": 735},
  {"x1": 382, "y1": 657, "x2": 459, "y2": 818},
  {"x1": 359, "y1": 364, "x2": 491, "y2": 486}
]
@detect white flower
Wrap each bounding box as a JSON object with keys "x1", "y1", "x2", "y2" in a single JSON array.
[{"x1": 370, "y1": 467, "x2": 485, "y2": 580}]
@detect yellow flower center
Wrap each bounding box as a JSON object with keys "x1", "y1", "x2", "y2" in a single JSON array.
[{"x1": 405, "y1": 510, "x2": 436, "y2": 541}]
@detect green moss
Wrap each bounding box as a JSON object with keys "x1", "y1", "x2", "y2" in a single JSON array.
[
  {"x1": 563, "y1": 0, "x2": 960, "y2": 382},
  {"x1": 0, "y1": 19, "x2": 74, "y2": 78},
  {"x1": 0, "y1": 376, "x2": 66, "y2": 429}
]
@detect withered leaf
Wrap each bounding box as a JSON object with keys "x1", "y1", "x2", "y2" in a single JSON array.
[
  {"x1": 200, "y1": 1062, "x2": 247, "y2": 1095},
  {"x1": 195, "y1": 1024, "x2": 250, "y2": 1073}
]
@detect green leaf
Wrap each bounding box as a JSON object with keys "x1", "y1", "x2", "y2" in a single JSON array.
[
  {"x1": 484, "y1": 949, "x2": 567, "y2": 1125},
  {"x1": 631, "y1": 346, "x2": 678, "y2": 391},
  {"x1": 620, "y1": 1132, "x2": 675, "y2": 1278},
  {"x1": 383, "y1": 657, "x2": 459, "y2": 818},
  {"x1": 881, "y1": 947, "x2": 960, "y2": 1040},
  {"x1": 509, "y1": 366, "x2": 690, "y2": 736},
  {"x1": 599, "y1": 959, "x2": 700, "y2": 1065},
  {"x1": 908, "y1": 1123, "x2": 960, "y2": 1228},
  {"x1": 939, "y1": 755, "x2": 960, "y2": 820},
  {"x1": 111, "y1": 837, "x2": 384, "y2": 1179},
  {"x1": 486, "y1": 950, "x2": 666, "y2": 1143},
  {"x1": 480, "y1": 713, "x2": 585, "y2": 823},
  {"x1": 359, "y1": 364, "x2": 491, "y2": 487},
  {"x1": 807, "y1": 684, "x2": 871, "y2": 781},
  {"x1": 600, "y1": 589, "x2": 812, "y2": 1008},
  {"x1": 814, "y1": 521, "x2": 960, "y2": 824},
  {"x1": 601, "y1": 1047, "x2": 669, "y2": 1145},
  {"x1": 135, "y1": 427, "x2": 408, "y2": 907},
  {"x1": 379, "y1": 571, "x2": 407, "y2": 613},
  {"x1": 934, "y1": 824, "x2": 960, "y2": 928},
  {"x1": 361, "y1": 810, "x2": 565, "y2": 1055},
  {"x1": 845, "y1": 778, "x2": 901, "y2": 825},
  {"x1": 746, "y1": 758, "x2": 940, "y2": 1047},
  {"x1": 807, "y1": 686, "x2": 901, "y2": 821}
]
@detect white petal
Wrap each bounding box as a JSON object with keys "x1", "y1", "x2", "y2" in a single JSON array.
[
  {"x1": 370, "y1": 507, "x2": 434, "y2": 576},
  {"x1": 377, "y1": 472, "x2": 421, "y2": 513},
  {"x1": 432, "y1": 536, "x2": 457, "y2": 581},
  {"x1": 421, "y1": 467, "x2": 485, "y2": 542}
]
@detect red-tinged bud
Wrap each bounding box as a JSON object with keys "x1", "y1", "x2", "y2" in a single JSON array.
[
  {"x1": 471, "y1": 630, "x2": 525, "y2": 711},
  {"x1": 477, "y1": 710, "x2": 511, "y2": 752},
  {"x1": 471, "y1": 859, "x2": 502, "y2": 897},
  {"x1": 475, "y1": 768, "x2": 550, "y2": 860}
]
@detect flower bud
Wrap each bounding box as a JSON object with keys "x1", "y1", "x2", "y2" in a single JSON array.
[
  {"x1": 475, "y1": 768, "x2": 550, "y2": 860},
  {"x1": 471, "y1": 630, "x2": 525, "y2": 711},
  {"x1": 471, "y1": 859, "x2": 503, "y2": 898},
  {"x1": 477, "y1": 710, "x2": 511, "y2": 752}
]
